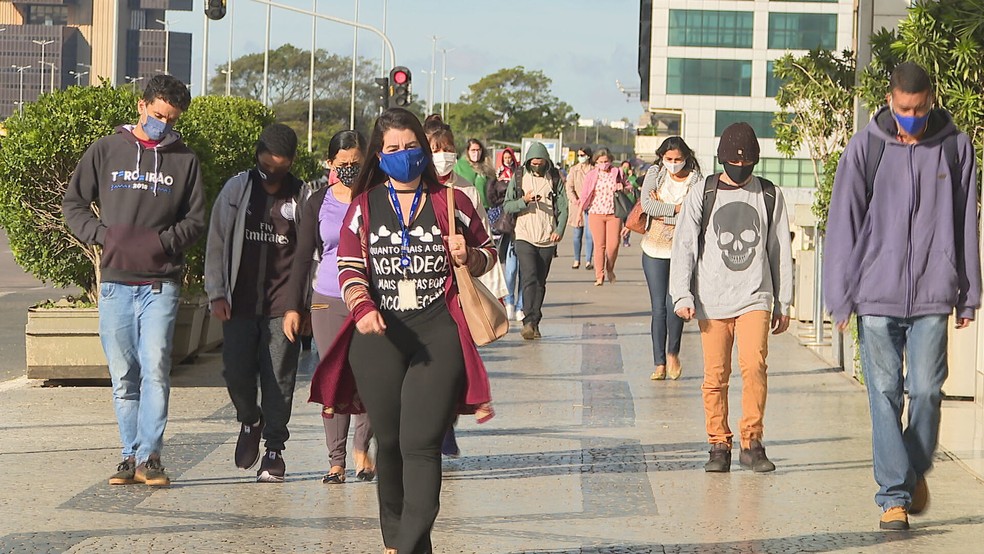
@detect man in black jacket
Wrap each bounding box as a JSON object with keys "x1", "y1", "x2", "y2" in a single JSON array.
[{"x1": 63, "y1": 75, "x2": 205, "y2": 487}]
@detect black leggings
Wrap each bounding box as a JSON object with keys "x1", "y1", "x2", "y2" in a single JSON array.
[{"x1": 349, "y1": 306, "x2": 464, "y2": 554}]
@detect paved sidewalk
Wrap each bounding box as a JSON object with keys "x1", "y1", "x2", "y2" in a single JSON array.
[{"x1": 2, "y1": 246, "x2": 983, "y2": 553}]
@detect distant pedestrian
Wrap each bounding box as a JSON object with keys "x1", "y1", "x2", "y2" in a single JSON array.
[
  {"x1": 283, "y1": 129, "x2": 375, "y2": 485},
  {"x1": 62, "y1": 75, "x2": 204, "y2": 487},
  {"x1": 565, "y1": 146, "x2": 594, "y2": 269},
  {"x1": 640, "y1": 137, "x2": 702, "y2": 381},
  {"x1": 453, "y1": 138, "x2": 496, "y2": 209},
  {"x1": 492, "y1": 147, "x2": 525, "y2": 322},
  {"x1": 309, "y1": 108, "x2": 496, "y2": 554},
  {"x1": 503, "y1": 141, "x2": 568, "y2": 340},
  {"x1": 579, "y1": 148, "x2": 632, "y2": 286},
  {"x1": 205, "y1": 123, "x2": 307, "y2": 483},
  {"x1": 669, "y1": 122, "x2": 792, "y2": 474},
  {"x1": 823, "y1": 61, "x2": 981, "y2": 531}
]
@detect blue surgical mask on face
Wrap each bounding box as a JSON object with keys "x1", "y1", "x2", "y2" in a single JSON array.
[
  {"x1": 378, "y1": 147, "x2": 428, "y2": 183},
  {"x1": 142, "y1": 114, "x2": 172, "y2": 141},
  {"x1": 891, "y1": 100, "x2": 930, "y2": 136}
]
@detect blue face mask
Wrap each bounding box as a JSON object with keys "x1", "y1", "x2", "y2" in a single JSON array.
[
  {"x1": 142, "y1": 114, "x2": 172, "y2": 141},
  {"x1": 378, "y1": 147, "x2": 428, "y2": 183},
  {"x1": 891, "y1": 100, "x2": 930, "y2": 136}
]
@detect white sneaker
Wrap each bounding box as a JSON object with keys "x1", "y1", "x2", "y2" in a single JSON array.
[
  {"x1": 505, "y1": 304, "x2": 515, "y2": 321},
  {"x1": 515, "y1": 309, "x2": 525, "y2": 322}
]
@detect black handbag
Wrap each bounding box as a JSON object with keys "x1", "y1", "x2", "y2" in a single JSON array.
[{"x1": 614, "y1": 190, "x2": 635, "y2": 221}]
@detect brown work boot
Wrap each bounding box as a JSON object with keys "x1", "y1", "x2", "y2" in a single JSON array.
[
  {"x1": 521, "y1": 323, "x2": 536, "y2": 340},
  {"x1": 879, "y1": 506, "x2": 909, "y2": 531},
  {"x1": 909, "y1": 476, "x2": 929, "y2": 515},
  {"x1": 739, "y1": 440, "x2": 776, "y2": 473},
  {"x1": 704, "y1": 443, "x2": 731, "y2": 473}
]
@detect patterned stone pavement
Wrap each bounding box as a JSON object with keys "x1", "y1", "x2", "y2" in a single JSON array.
[{"x1": 1, "y1": 250, "x2": 983, "y2": 553}]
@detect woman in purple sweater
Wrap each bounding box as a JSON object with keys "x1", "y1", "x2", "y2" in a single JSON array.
[{"x1": 284, "y1": 130, "x2": 374, "y2": 484}]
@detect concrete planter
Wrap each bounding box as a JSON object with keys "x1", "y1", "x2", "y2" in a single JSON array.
[
  {"x1": 26, "y1": 307, "x2": 106, "y2": 380},
  {"x1": 171, "y1": 299, "x2": 207, "y2": 364},
  {"x1": 198, "y1": 312, "x2": 224, "y2": 354}
]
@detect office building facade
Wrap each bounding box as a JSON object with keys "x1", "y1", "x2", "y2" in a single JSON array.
[{"x1": 0, "y1": 0, "x2": 192, "y2": 118}]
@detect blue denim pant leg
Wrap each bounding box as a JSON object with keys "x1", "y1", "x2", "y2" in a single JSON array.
[
  {"x1": 642, "y1": 254, "x2": 683, "y2": 366},
  {"x1": 859, "y1": 314, "x2": 947, "y2": 510},
  {"x1": 572, "y1": 226, "x2": 584, "y2": 262},
  {"x1": 583, "y1": 211, "x2": 594, "y2": 261},
  {"x1": 504, "y1": 237, "x2": 524, "y2": 308},
  {"x1": 99, "y1": 282, "x2": 180, "y2": 463}
]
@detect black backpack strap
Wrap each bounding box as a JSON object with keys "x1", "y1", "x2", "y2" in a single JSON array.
[
  {"x1": 697, "y1": 174, "x2": 720, "y2": 257},
  {"x1": 942, "y1": 133, "x2": 960, "y2": 190},
  {"x1": 865, "y1": 132, "x2": 886, "y2": 204},
  {"x1": 759, "y1": 177, "x2": 777, "y2": 232}
]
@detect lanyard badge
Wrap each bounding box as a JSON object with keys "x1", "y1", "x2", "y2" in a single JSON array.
[{"x1": 387, "y1": 181, "x2": 424, "y2": 270}]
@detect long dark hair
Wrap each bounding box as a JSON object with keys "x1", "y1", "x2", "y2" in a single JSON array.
[
  {"x1": 351, "y1": 108, "x2": 440, "y2": 198},
  {"x1": 327, "y1": 129, "x2": 367, "y2": 161},
  {"x1": 655, "y1": 136, "x2": 701, "y2": 174}
]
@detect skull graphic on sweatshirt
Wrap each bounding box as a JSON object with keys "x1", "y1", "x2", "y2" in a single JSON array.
[{"x1": 713, "y1": 202, "x2": 760, "y2": 271}]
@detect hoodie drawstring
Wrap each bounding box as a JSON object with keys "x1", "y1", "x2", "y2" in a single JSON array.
[{"x1": 152, "y1": 148, "x2": 160, "y2": 196}]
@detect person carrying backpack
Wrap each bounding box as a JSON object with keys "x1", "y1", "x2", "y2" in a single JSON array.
[
  {"x1": 669, "y1": 122, "x2": 793, "y2": 474},
  {"x1": 823, "y1": 62, "x2": 981, "y2": 531}
]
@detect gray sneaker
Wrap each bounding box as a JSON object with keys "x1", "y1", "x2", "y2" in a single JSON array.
[
  {"x1": 704, "y1": 443, "x2": 731, "y2": 473},
  {"x1": 134, "y1": 458, "x2": 171, "y2": 486},
  {"x1": 739, "y1": 440, "x2": 776, "y2": 473},
  {"x1": 109, "y1": 457, "x2": 137, "y2": 485}
]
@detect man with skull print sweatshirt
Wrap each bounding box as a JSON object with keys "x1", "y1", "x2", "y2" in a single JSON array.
[{"x1": 669, "y1": 122, "x2": 793, "y2": 474}]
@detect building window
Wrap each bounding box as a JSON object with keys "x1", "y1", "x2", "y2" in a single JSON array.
[
  {"x1": 715, "y1": 110, "x2": 780, "y2": 139},
  {"x1": 668, "y1": 10, "x2": 754, "y2": 48},
  {"x1": 667, "y1": 59, "x2": 752, "y2": 96},
  {"x1": 27, "y1": 6, "x2": 69, "y2": 26},
  {"x1": 768, "y1": 13, "x2": 837, "y2": 50},
  {"x1": 770, "y1": 0, "x2": 837, "y2": 3},
  {"x1": 715, "y1": 157, "x2": 819, "y2": 188},
  {"x1": 766, "y1": 61, "x2": 788, "y2": 97}
]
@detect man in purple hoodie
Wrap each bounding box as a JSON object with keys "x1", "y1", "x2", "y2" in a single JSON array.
[{"x1": 824, "y1": 62, "x2": 980, "y2": 531}]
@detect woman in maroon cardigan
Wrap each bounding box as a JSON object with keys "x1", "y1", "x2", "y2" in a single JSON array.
[{"x1": 309, "y1": 108, "x2": 495, "y2": 554}]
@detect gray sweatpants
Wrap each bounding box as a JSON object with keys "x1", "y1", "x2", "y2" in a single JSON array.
[{"x1": 312, "y1": 293, "x2": 373, "y2": 468}]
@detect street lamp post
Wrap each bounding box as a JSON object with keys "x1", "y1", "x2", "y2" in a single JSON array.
[
  {"x1": 125, "y1": 75, "x2": 144, "y2": 93},
  {"x1": 32, "y1": 39, "x2": 55, "y2": 95},
  {"x1": 201, "y1": 11, "x2": 209, "y2": 95},
  {"x1": 155, "y1": 18, "x2": 170, "y2": 75},
  {"x1": 220, "y1": 69, "x2": 233, "y2": 96},
  {"x1": 308, "y1": 0, "x2": 317, "y2": 152},
  {"x1": 12, "y1": 64, "x2": 31, "y2": 114},
  {"x1": 69, "y1": 70, "x2": 89, "y2": 87},
  {"x1": 263, "y1": 2, "x2": 271, "y2": 105},
  {"x1": 226, "y1": 0, "x2": 235, "y2": 99},
  {"x1": 440, "y1": 48, "x2": 453, "y2": 118},
  {"x1": 442, "y1": 76, "x2": 455, "y2": 120},
  {"x1": 378, "y1": 0, "x2": 387, "y2": 75},
  {"x1": 43, "y1": 61, "x2": 56, "y2": 93},
  {"x1": 428, "y1": 36, "x2": 439, "y2": 115},
  {"x1": 350, "y1": 0, "x2": 359, "y2": 130},
  {"x1": 76, "y1": 63, "x2": 92, "y2": 86}
]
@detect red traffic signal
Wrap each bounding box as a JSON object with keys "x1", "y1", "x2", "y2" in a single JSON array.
[{"x1": 388, "y1": 66, "x2": 412, "y2": 108}]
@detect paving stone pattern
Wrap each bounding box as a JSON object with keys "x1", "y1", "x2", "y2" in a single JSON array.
[{"x1": 1, "y1": 253, "x2": 983, "y2": 553}]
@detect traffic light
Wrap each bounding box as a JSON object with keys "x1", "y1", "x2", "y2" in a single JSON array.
[
  {"x1": 375, "y1": 77, "x2": 389, "y2": 112},
  {"x1": 205, "y1": 0, "x2": 227, "y2": 21},
  {"x1": 388, "y1": 66, "x2": 411, "y2": 108}
]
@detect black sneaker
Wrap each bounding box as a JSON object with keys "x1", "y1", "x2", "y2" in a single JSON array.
[
  {"x1": 235, "y1": 414, "x2": 264, "y2": 469},
  {"x1": 739, "y1": 440, "x2": 776, "y2": 473},
  {"x1": 134, "y1": 458, "x2": 171, "y2": 486},
  {"x1": 109, "y1": 457, "x2": 137, "y2": 485},
  {"x1": 441, "y1": 427, "x2": 460, "y2": 458},
  {"x1": 520, "y1": 323, "x2": 536, "y2": 340},
  {"x1": 704, "y1": 443, "x2": 732, "y2": 473},
  {"x1": 257, "y1": 449, "x2": 285, "y2": 483}
]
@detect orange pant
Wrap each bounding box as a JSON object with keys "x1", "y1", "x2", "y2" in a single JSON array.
[
  {"x1": 698, "y1": 310, "x2": 770, "y2": 449},
  {"x1": 588, "y1": 213, "x2": 622, "y2": 282}
]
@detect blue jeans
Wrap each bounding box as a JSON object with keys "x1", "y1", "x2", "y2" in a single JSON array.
[
  {"x1": 571, "y1": 212, "x2": 594, "y2": 263},
  {"x1": 858, "y1": 314, "x2": 948, "y2": 510},
  {"x1": 642, "y1": 254, "x2": 683, "y2": 365},
  {"x1": 99, "y1": 281, "x2": 180, "y2": 463},
  {"x1": 504, "y1": 235, "x2": 524, "y2": 308}
]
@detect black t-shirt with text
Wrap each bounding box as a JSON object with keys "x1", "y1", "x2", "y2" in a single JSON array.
[
  {"x1": 231, "y1": 171, "x2": 300, "y2": 318},
  {"x1": 366, "y1": 185, "x2": 449, "y2": 322}
]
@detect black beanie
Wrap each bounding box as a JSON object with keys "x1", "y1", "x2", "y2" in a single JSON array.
[
  {"x1": 257, "y1": 123, "x2": 298, "y2": 158},
  {"x1": 717, "y1": 122, "x2": 760, "y2": 164}
]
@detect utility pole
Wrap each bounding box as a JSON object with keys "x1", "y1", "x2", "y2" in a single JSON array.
[
  {"x1": 308, "y1": 0, "x2": 317, "y2": 152},
  {"x1": 155, "y1": 18, "x2": 170, "y2": 75},
  {"x1": 32, "y1": 39, "x2": 54, "y2": 94},
  {"x1": 201, "y1": 11, "x2": 209, "y2": 95},
  {"x1": 12, "y1": 65, "x2": 31, "y2": 114},
  {"x1": 263, "y1": 2, "x2": 271, "y2": 105},
  {"x1": 226, "y1": 0, "x2": 235, "y2": 97},
  {"x1": 350, "y1": 0, "x2": 359, "y2": 129}
]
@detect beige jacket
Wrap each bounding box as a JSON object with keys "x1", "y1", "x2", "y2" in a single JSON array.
[{"x1": 564, "y1": 162, "x2": 591, "y2": 227}]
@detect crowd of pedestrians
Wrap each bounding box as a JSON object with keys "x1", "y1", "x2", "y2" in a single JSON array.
[{"x1": 59, "y1": 59, "x2": 980, "y2": 551}]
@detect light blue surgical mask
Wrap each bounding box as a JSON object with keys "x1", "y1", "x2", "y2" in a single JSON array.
[{"x1": 142, "y1": 114, "x2": 172, "y2": 141}]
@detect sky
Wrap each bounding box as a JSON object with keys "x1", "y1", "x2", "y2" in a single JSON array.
[{"x1": 173, "y1": 0, "x2": 643, "y2": 124}]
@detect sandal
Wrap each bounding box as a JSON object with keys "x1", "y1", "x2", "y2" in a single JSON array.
[
  {"x1": 322, "y1": 467, "x2": 345, "y2": 484},
  {"x1": 356, "y1": 468, "x2": 376, "y2": 482}
]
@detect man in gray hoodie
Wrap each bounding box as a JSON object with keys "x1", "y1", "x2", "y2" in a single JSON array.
[
  {"x1": 670, "y1": 122, "x2": 793, "y2": 475},
  {"x1": 824, "y1": 61, "x2": 981, "y2": 531}
]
